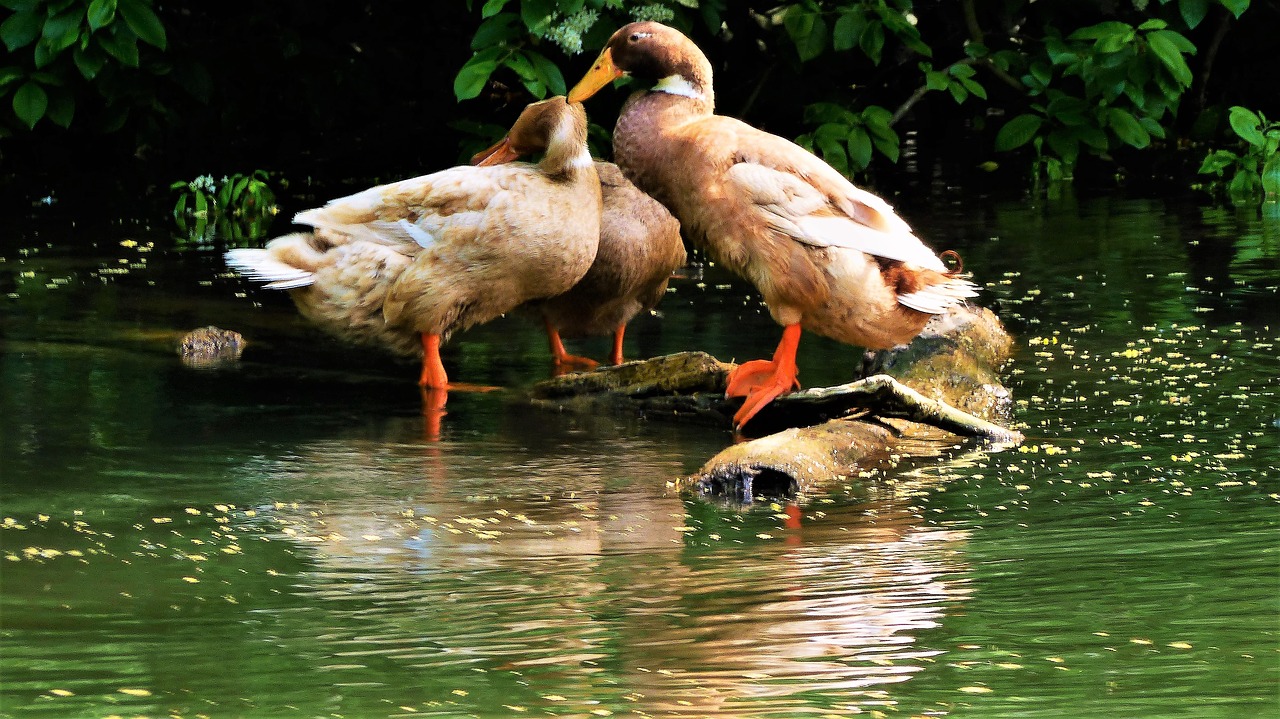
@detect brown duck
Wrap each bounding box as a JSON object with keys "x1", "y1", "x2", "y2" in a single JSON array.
[
  {"x1": 568, "y1": 21, "x2": 978, "y2": 428},
  {"x1": 225, "y1": 96, "x2": 602, "y2": 390},
  {"x1": 522, "y1": 161, "x2": 685, "y2": 368}
]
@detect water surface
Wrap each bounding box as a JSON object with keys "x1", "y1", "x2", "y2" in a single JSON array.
[{"x1": 2, "y1": 190, "x2": 1277, "y2": 717}]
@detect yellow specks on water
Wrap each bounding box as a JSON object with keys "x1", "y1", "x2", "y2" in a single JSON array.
[
  {"x1": 152, "y1": 517, "x2": 172, "y2": 524},
  {"x1": 3, "y1": 517, "x2": 27, "y2": 530},
  {"x1": 1130, "y1": 638, "x2": 1153, "y2": 646},
  {"x1": 185, "y1": 508, "x2": 201, "y2": 515},
  {"x1": 756, "y1": 533, "x2": 774, "y2": 540},
  {"x1": 48, "y1": 688, "x2": 74, "y2": 697},
  {"x1": 957, "y1": 686, "x2": 993, "y2": 694},
  {"x1": 451, "y1": 689, "x2": 468, "y2": 697},
  {"x1": 182, "y1": 576, "x2": 199, "y2": 583},
  {"x1": 1045, "y1": 656, "x2": 1065, "y2": 663},
  {"x1": 543, "y1": 695, "x2": 567, "y2": 701},
  {"x1": 117, "y1": 687, "x2": 152, "y2": 697},
  {"x1": 1167, "y1": 641, "x2": 1193, "y2": 649}
]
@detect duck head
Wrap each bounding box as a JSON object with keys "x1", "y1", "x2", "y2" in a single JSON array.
[
  {"x1": 472, "y1": 96, "x2": 591, "y2": 170},
  {"x1": 567, "y1": 22, "x2": 713, "y2": 106}
]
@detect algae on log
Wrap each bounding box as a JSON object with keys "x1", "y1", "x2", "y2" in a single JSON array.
[{"x1": 528, "y1": 305, "x2": 1022, "y2": 499}]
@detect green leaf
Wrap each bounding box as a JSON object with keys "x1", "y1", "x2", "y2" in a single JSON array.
[
  {"x1": 1197, "y1": 149, "x2": 1238, "y2": 175},
  {"x1": 860, "y1": 19, "x2": 884, "y2": 64},
  {"x1": 995, "y1": 113, "x2": 1044, "y2": 151},
  {"x1": 1261, "y1": 152, "x2": 1280, "y2": 196},
  {"x1": 948, "y1": 82, "x2": 967, "y2": 104},
  {"x1": 924, "y1": 69, "x2": 947, "y2": 91},
  {"x1": 1218, "y1": 0, "x2": 1250, "y2": 18},
  {"x1": 1069, "y1": 21, "x2": 1132, "y2": 42},
  {"x1": 454, "y1": 49, "x2": 502, "y2": 101},
  {"x1": 1228, "y1": 169, "x2": 1257, "y2": 198},
  {"x1": 41, "y1": 7, "x2": 83, "y2": 52},
  {"x1": 0, "y1": 65, "x2": 21, "y2": 90},
  {"x1": 520, "y1": 0, "x2": 555, "y2": 34},
  {"x1": 117, "y1": 0, "x2": 165, "y2": 49},
  {"x1": 12, "y1": 80, "x2": 47, "y2": 129},
  {"x1": 481, "y1": 0, "x2": 511, "y2": 19},
  {"x1": 1108, "y1": 107, "x2": 1150, "y2": 148},
  {"x1": 1147, "y1": 31, "x2": 1193, "y2": 87},
  {"x1": 832, "y1": 9, "x2": 864, "y2": 53},
  {"x1": 814, "y1": 126, "x2": 849, "y2": 176},
  {"x1": 1179, "y1": 0, "x2": 1209, "y2": 28},
  {"x1": 471, "y1": 13, "x2": 520, "y2": 50},
  {"x1": 783, "y1": 6, "x2": 827, "y2": 63},
  {"x1": 846, "y1": 126, "x2": 872, "y2": 170},
  {"x1": 1, "y1": 8, "x2": 40, "y2": 51},
  {"x1": 87, "y1": 0, "x2": 117, "y2": 30},
  {"x1": 97, "y1": 25, "x2": 139, "y2": 66},
  {"x1": 1046, "y1": 130, "x2": 1080, "y2": 164},
  {"x1": 960, "y1": 76, "x2": 987, "y2": 100},
  {"x1": 1228, "y1": 105, "x2": 1265, "y2": 146},
  {"x1": 528, "y1": 49, "x2": 565, "y2": 96}
]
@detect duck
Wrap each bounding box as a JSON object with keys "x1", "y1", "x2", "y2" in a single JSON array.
[
  {"x1": 517, "y1": 160, "x2": 685, "y2": 368},
  {"x1": 225, "y1": 96, "x2": 602, "y2": 392},
  {"x1": 567, "y1": 21, "x2": 979, "y2": 429}
]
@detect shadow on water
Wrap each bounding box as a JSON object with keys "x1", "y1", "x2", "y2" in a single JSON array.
[{"x1": 1, "y1": 188, "x2": 1277, "y2": 717}]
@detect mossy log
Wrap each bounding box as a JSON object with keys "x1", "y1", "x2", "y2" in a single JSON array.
[{"x1": 528, "y1": 305, "x2": 1021, "y2": 498}]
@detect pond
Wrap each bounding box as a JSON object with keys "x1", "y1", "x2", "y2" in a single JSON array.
[{"x1": 1, "y1": 187, "x2": 1277, "y2": 718}]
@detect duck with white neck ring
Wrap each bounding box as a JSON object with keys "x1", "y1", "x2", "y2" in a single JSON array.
[{"x1": 568, "y1": 21, "x2": 979, "y2": 430}]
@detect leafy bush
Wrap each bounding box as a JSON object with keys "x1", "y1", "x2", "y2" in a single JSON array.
[
  {"x1": 1198, "y1": 106, "x2": 1280, "y2": 199},
  {"x1": 0, "y1": 0, "x2": 169, "y2": 134}
]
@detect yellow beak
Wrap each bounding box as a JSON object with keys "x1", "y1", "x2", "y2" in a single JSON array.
[
  {"x1": 567, "y1": 47, "x2": 624, "y2": 103},
  {"x1": 471, "y1": 136, "x2": 521, "y2": 166}
]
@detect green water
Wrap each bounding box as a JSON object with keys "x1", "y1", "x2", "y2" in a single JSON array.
[{"x1": 1, "y1": 191, "x2": 1277, "y2": 718}]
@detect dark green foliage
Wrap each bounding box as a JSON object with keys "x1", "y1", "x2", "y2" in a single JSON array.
[
  {"x1": 1197, "y1": 106, "x2": 1280, "y2": 200},
  {"x1": 0, "y1": 0, "x2": 1274, "y2": 200}
]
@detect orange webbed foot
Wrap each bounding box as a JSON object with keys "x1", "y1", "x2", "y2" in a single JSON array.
[
  {"x1": 730, "y1": 364, "x2": 800, "y2": 429},
  {"x1": 725, "y1": 359, "x2": 789, "y2": 397},
  {"x1": 726, "y1": 324, "x2": 803, "y2": 430},
  {"x1": 545, "y1": 322, "x2": 601, "y2": 373}
]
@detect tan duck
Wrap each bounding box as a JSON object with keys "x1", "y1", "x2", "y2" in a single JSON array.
[
  {"x1": 522, "y1": 161, "x2": 685, "y2": 367},
  {"x1": 225, "y1": 96, "x2": 602, "y2": 390},
  {"x1": 568, "y1": 21, "x2": 979, "y2": 428}
]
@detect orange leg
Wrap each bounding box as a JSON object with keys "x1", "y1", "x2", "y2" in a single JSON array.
[
  {"x1": 726, "y1": 323, "x2": 803, "y2": 429},
  {"x1": 608, "y1": 324, "x2": 626, "y2": 365},
  {"x1": 418, "y1": 333, "x2": 449, "y2": 388},
  {"x1": 545, "y1": 320, "x2": 599, "y2": 370},
  {"x1": 419, "y1": 386, "x2": 448, "y2": 441}
]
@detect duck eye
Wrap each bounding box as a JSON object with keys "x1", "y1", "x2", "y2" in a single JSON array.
[{"x1": 629, "y1": 31, "x2": 651, "y2": 43}]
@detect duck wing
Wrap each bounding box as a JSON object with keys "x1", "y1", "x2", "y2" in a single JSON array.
[{"x1": 721, "y1": 123, "x2": 948, "y2": 273}]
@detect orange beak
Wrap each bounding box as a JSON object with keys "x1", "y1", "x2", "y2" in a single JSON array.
[
  {"x1": 567, "y1": 47, "x2": 624, "y2": 103},
  {"x1": 471, "y1": 137, "x2": 521, "y2": 166}
]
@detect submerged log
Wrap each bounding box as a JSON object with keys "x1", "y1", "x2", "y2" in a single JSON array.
[{"x1": 528, "y1": 305, "x2": 1021, "y2": 499}]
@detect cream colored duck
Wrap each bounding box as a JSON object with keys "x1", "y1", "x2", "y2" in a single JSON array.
[
  {"x1": 523, "y1": 161, "x2": 685, "y2": 367},
  {"x1": 568, "y1": 21, "x2": 978, "y2": 429},
  {"x1": 225, "y1": 96, "x2": 602, "y2": 390}
]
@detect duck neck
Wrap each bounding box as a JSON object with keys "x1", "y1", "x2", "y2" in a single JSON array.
[{"x1": 538, "y1": 117, "x2": 594, "y2": 181}]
